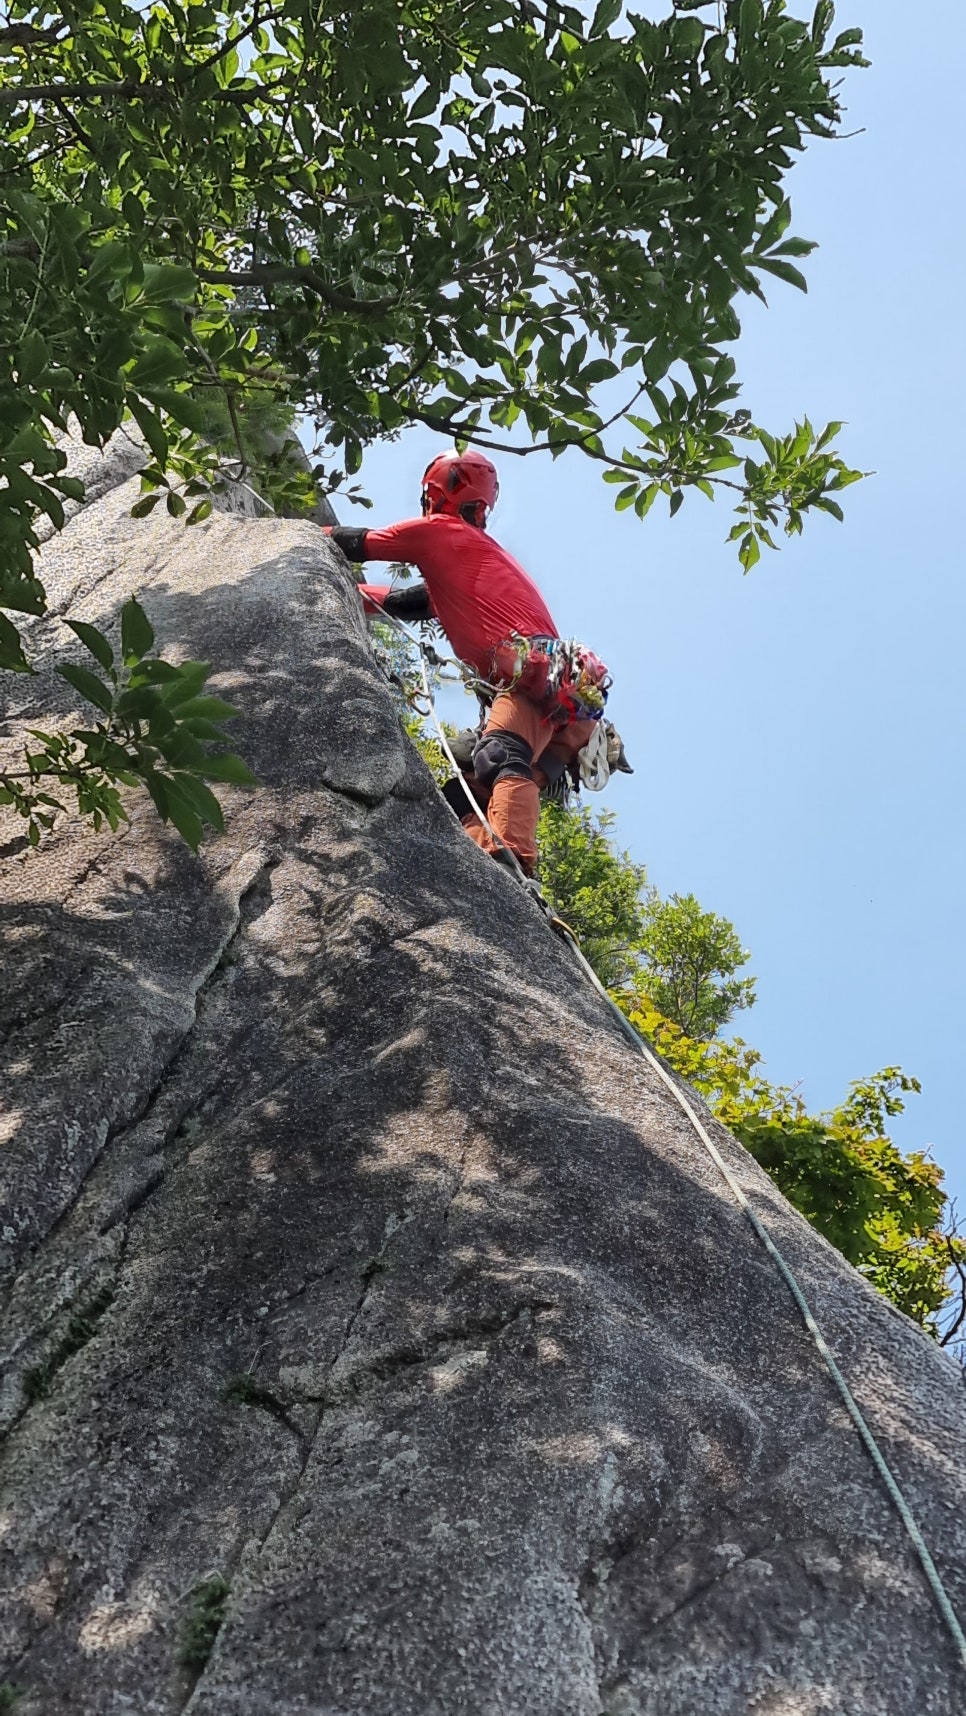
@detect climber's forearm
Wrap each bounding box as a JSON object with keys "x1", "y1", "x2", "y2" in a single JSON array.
[
  {"x1": 359, "y1": 582, "x2": 434, "y2": 622},
  {"x1": 326, "y1": 525, "x2": 371, "y2": 561},
  {"x1": 323, "y1": 525, "x2": 435, "y2": 622}
]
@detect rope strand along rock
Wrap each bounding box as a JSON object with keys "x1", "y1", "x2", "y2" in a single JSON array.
[
  {"x1": 399, "y1": 613, "x2": 966, "y2": 1681},
  {"x1": 1, "y1": 437, "x2": 965, "y2": 1713}
]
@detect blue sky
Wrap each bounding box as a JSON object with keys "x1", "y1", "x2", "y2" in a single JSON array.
[{"x1": 346, "y1": 2, "x2": 965, "y2": 1203}]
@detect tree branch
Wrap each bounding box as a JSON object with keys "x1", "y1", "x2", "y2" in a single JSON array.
[
  {"x1": 53, "y1": 94, "x2": 97, "y2": 155},
  {"x1": 407, "y1": 403, "x2": 744, "y2": 492},
  {"x1": 191, "y1": 7, "x2": 283, "y2": 76},
  {"x1": 0, "y1": 79, "x2": 285, "y2": 109},
  {"x1": 940, "y1": 1237, "x2": 966, "y2": 1347},
  {"x1": 195, "y1": 263, "x2": 397, "y2": 315}
]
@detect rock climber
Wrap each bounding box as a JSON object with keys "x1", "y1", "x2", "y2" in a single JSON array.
[{"x1": 324, "y1": 448, "x2": 613, "y2": 876}]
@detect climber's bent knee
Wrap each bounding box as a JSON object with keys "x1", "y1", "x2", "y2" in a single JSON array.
[
  {"x1": 441, "y1": 774, "x2": 487, "y2": 818},
  {"x1": 471, "y1": 729, "x2": 534, "y2": 788}
]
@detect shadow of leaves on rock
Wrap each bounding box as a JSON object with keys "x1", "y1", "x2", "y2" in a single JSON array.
[{"x1": 2, "y1": 529, "x2": 965, "y2": 1714}]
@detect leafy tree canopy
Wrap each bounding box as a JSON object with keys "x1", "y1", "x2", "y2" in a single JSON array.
[
  {"x1": 536, "y1": 801, "x2": 649, "y2": 989},
  {"x1": 2, "y1": 0, "x2": 867, "y2": 845},
  {"x1": 631, "y1": 1000, "x2": 964, "y2": 1339},
  {"x1": 637, "y1": 889, "x2": 756, "y2": 1039},
  {"x1": 536, "y1": 800, "x2": 753, "y2": 1034}
]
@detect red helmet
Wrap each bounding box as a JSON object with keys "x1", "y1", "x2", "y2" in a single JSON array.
[{"x1": 421, "y1": 449, "x2": 499, "y2": 522}]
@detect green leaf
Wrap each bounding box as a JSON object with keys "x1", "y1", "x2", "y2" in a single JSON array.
[
  {"x1": 170, "y1": 695, "x2": 240, "y2": 721},
  {"x1": 144, "y1": 771, "x2": 171, "y2": 823},
  {"x1": 815, "y1": 420, "x2": 844, "y2": 450},
  {"x1": 115, "y1": 684, "x2": 163, "y2": 720},
  {"x1": 739, "y1": 0, "x2": 764, "y2": 50},
  {"x1": 757, "y1": 198, "x2": 791, "y2": 250},
  {"x1": 161, "y1": 662, "x2": 211, "y2": 706},
  {"x1": 152, "y1": 388, "x2": 208, "y2": 434},
  {"x1": 139, "y1": 264, "x2": 198, "y2": 305},
  {"x1": 771, "y1": 237, "x2": 817, "y2": 259},
  {"x1": 0, "y1": 613, "x2": 31, "y2": 674},
  {"x1": 128, "y1": 399, "x2": 168, "y2": 466},
  {"x1": 127, "y1": 336, "x2": 188, "y2": 390},
  {"x1": 170, "y1": 772, "x2": 225, "y2": 831},
  {"x1": 198, "y1": 752, "x2": 258, "y2": 786},
  {"x1": 614, "y1": 485, "x2": 638, "y2": 512},
  {"x1": 738, "y1": 532, "x2": 761, "y2": 573},
  {"x1": 830, "y1": 467, "x2": 864, "y2": 490},
  {"x1": 19, "y1": 330, "x2": 49, "y2": 383},
  {"x1": 121, "y1": 597, "x2": 155, "y2": 664},
  {"x1": 832, "y1": 26, "x2": 864, "y2": 50},
  {"x1": 812, "y1": 0, "x2": 835, "y2": 46},
  {"x1": 156, "y1": 727, "x2": 204, "y2": 767},
  {"x1": 85, "y1": 240, "x2": 133, "y2": 288},
  {"x1": 57, "y1": 661, "x2": 113, "y2": 713},
  {"x1": 65, "y1": 620, "x2": 114, "y2": 674},
  {"x1": 128, "y1": 659, "x2": 182, "y2": 685},
  {"x1": 673, "y1": 16, "x2": 705, "y2": 54},
  {"x1": 156, "y1": 777, "x2": 205, "y2": 851},
  {"x1": 580, "y1": 358, "x2": 619, "y2": 386},
  {"x1": 590, "y1": 0, "x2": 621, "y2": 37},
  {"x1": 179, "y1": 717, "x2": 229, "y2": 741},
  {"x1": 408, "y1": 84, "x2": 438, "y2": 121},
  {"x1": 756, "y1": 257, "x2": 809, "y2": 293},
  {"x1": 131, "y1": 494, "x2": 162, "y2": 519}
]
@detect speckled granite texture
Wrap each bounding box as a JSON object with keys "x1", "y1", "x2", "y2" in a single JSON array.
[{"x1": 1, "y1": 441, "x2": 965, "y2": 1715}]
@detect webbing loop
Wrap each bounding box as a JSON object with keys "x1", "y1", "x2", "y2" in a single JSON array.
[{"x1": 371, "y1": 602, "x2": 966, "y2": 1679}]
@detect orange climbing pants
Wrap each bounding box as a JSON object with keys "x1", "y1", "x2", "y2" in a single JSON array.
[{"x1": 461, "y1": 690, "x2": 596, "y2": 874}]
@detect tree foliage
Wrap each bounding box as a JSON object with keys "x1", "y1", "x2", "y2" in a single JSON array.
[
  {"x1": 2, "y1": 0, "x2": 867, "y2": 844},
  {"x1": 537, "y1": 801, "x2": 649, "y2": 990},
  {"x1": 636, "y1": 890, "x2": 756, "y2": 1039},
  {"x1": 1, "y1": 594, "x2": 255, "y2": 848},
  {"x1": 536, "y1": 801, "x2": 753, "y2": 1034}
]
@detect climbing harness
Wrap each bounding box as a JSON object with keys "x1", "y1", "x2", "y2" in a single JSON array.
[
  {"x1": 490, "y1": 633, "x2": 611, "y2": 722},
  {"x1": 373, "y1": 612, "x2": 625, "y2": 802},
  {"x1": 372, "y1": 602, "x2": 966, "y2": 1680}
]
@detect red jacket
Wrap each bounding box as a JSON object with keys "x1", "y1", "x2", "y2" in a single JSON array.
[{"x1": 348, "y1": 515, "x2": 558, "y2": 679}]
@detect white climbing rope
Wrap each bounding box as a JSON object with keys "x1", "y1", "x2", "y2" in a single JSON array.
[
  {"x1": 372, "y1": 605, "x2": 966, "y2": 1678},
  {"x1": 560, "y1": 928, "x2": 966, "y2": 1678}
]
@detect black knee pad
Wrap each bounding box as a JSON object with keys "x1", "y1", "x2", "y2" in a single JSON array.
[{"x1": 472, "y1": 729, "x2": 534, "y2": 788}]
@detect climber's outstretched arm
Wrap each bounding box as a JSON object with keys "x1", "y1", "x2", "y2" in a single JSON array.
[{"x1": 324, "y1": 521, "x2": 440, "y2": 623}]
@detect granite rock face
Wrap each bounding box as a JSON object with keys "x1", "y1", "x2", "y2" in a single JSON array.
[{"x1": 1, "y1": 444, "x2": 965, "y2": 1716}]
